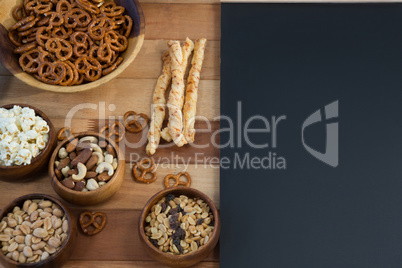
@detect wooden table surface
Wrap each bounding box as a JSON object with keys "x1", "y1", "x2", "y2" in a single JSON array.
[{"x1": 0, "y1": 0, "x2": 220, "y2": 267}]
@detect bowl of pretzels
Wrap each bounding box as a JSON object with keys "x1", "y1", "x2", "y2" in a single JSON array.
[{"x1": 0, "y1": 0, "x2": 144, "y2": 92}]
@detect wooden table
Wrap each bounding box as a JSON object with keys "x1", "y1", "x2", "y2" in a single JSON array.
[{"x1": 0, "y1": 0, "x2": 220, "y2": 267}]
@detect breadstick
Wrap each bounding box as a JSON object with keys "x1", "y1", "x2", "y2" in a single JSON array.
[
  {"x1": 183, "y1": 38, "x2": 207, "y2": 143},
  {"x1": 145, "y1": 51, "x2": 171, "y2": 155},
  {"x1": 163, "y1": 38, "x2": 194, "y2": 146}
]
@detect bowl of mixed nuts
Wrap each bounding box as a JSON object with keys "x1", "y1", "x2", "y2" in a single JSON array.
[
  {"x1": 139, "y1": 187, "x2": 220, "y2": 268},
  {"x1": 48, "y1": 132, "x2": 125, "y2": 206},
  {"x1": 0, "y1": 193, "x2": 77, "y2": 268}
]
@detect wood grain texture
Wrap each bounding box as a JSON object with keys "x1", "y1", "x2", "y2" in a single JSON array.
[
  {"x1": 68, "y1": 209, "x2": 219, "y2": 262},
  {"x1": 0, "y1": 78, "x2": 220, "y2": 120},
  {"x1": 142, "y1": 4, "x2": 221, "y2": 41},
  {"x1": 0, "y1": 164, "x2": 220, "y2": 210}
]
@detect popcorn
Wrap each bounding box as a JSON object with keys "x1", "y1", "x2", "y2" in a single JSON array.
[{"x1": 0, "y1": 105, "x2": 49, "y2": 166}]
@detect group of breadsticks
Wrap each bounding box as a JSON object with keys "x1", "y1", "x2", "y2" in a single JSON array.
[{"x1": 146, "y1": 38, "x2": 207, "y2": 155}]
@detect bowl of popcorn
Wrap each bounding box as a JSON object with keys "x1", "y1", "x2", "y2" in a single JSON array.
[
  {"x1": 49, "y1": 132, "x2": 125, "y2": 206},
  {"x1": 139, "y1": 187, "x2": 220, "y2": 268},
  {"x1": 0, "y1": 0, "x2": 144, "y2": 93},
  {"x1": 0, "y1": 104, "x2": 57, "y2": 182},
  {"x1": 0, "y1": 193, "x2": 77, "y2": 268}
]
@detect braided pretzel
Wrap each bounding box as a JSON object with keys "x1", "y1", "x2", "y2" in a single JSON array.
[
  {"x1": 123, "y1": 111, "x2": 149, "y2": 134},
  {"x1": 132, "y1": 158, "x2": 157, "y2": 184},
  {"x1": 75, "y1": 56, "x2": 102, "y2": 81},
  {"x1": 34, "y1": 61, "x2": 66, "y2": 85},
  {"x1": 164, "y1": 172, "x2": 191, "y2": 188},
  {"x1": 45, "y1": 37, "x2": 73, "y2": 61},
  {"x1": 99, "y1": 122, "x2": 125, "y2": 143},
  {"x1": 19, "y1": 48, "x2": 42, "y2": 73},
  {"x1": 57, "y1": 127, "x2": 74, "y2": 141},
  {"x1": 12, "y1": 4, "x2": 27, "y2": 21},
  {"x1": 79, "y1": 211, "x2": 107, "y2": 236}
]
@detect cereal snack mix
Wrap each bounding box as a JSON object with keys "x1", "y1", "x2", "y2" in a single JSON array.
[
  {"x1": 0, "y1": 199, "x2": 69, "y2": 264},
  {"x1": 144, "y1": 194, "x2": 214, "y2": 255},
  {"x1": 0, "y1": 105, "x2": 49, "y2": 166}
]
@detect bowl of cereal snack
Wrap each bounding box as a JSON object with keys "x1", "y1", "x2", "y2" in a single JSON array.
[
  {"x1": 49, "y1": 131, "x2": 125, "y2": 206},
  {"x1": 0, "y1": 104, "x2": 57, "y2": 182},
  {"x1": 139, "y1": 187, "x2": 220, "y2": 268},
  {"x1": 0, "y1": 0, "x2": 144, "y2": 93},
  {"x1": 0, "y1": 193, "x2": 77, "y2": 268}
]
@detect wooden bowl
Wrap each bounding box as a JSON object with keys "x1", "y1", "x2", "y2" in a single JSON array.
[
  {"x1": 0, "y1": 104, "x2": 57, "y2": 182},
  {"x1": 139, "y1": 187, "x2": 220, "y2": 268},
  {"x1": 0, "y1": 0, "x2": 145, "y2": 93},
  {"x1": 49, "y1": 131, "x2": 125, "y2": 206},
  {"x1": 0, "y1": 193, "x2": 77, "y2": 268}
]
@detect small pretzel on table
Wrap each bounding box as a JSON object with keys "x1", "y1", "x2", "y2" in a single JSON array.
[
  {"x1": 57, "y1": 127, "x2": 74, "y2": 141},
  {"x1": 99, "y1": 122, "x2": 125, "y2": 143},
  {"x1": 164, "y1": 172, "x2": 191, "y2": 188},
  {"x1": 79, "y1": 211, "x2": 107, "y2": 236},
  {"x1": 124, "y1": 111, "x2": 149, "y2": 134},
  {"x1": 133, "y1": 158, "x2": 157, "y2": 184}
]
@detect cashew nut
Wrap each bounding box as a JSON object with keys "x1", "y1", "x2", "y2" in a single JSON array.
[
  {"x1": 105, "y1": 154, "x2": 113, "y2": 164},
  {"x1": 98, "y1": 181, "x2": 106, "y2": 187},
  {"x1": 79, "y1": 136, "x2": 98, "y2": 144},
  {"x1": 92, "y1": 152, "x2": 104, "y2": 165},
  {"x1": 112, "y1": 158, "x2": 118, "y2": 170},
  {"x1": 81, "y1": 188, "x2": 88, "y2": 192},
  {"x1": 72, "y1": 163, "x2": 87, "y2": 181},
  {"x1": 54, "y1": 161, "x2": 60, "y2": 168},
  {"x1": 96, "y1": 162, "x2": 114, "y2": 176},
  {"x1": 90, "y1": 143, "x2": 102, "y2": 154},
  {"x1": 58, "y1": 147, "x2": 68, "y2": 159},
  {"x1": 61, "y1": 166, "x2": 70, "y2": 178},
  {"x1": 86, "y1": 179, "x2": 99, "y2": 191}
]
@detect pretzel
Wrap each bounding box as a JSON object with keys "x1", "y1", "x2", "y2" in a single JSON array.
[
  {"x1": 99, "y1": 122, "x2": 125, "y2": 143},
  {"x1": 75, "y1": 56, "x2": 102, "y2": 81},
  {"x1": 102, "y1": 56, "x2": 123, "y2": 76},
  {"x1": 79, "y1": 211, "x2": 107, "y2": 236},
  {"x1": 88, "y1": 17, "x2": 114, "y2": 40},
  {"x1": 9, "y1": 0, "x2": 133, "y2": 86},
  {"x1": 19, "y1": 48, "x2": 42, "y2": 73},
  {"x1": 70, "y1": 31, "x2": 93, "y2": 57},
  {"x1": 124, "y1": 111, "x2": 149, "y2": 133},
  {"x1": 45, "y1": 37, "x2": 73, "y2": 61},
  {"x1": 164, "y1": 38, "x2": 194, "y2": 146},
  {"x1": 104, "y1": 30, "x2": 128, "y2": 52},
  {"x1": 164, "y1": 172, "x2": 191, "y2": 188},
  {"x1": 132, "y1": 158, "x2": 157, "y2": 183},
  {"x1": 100, "y1": 2, "x2": 125, "y2": 17},
  {"x1": 24, "y1": 0, "x2": 53, "y2": 15},
  {"x1": 146, "y1": 52, "x2": 171, "y2": 155},
  {"x1": 57, "y1": 127, "x2": 74, "y2": 140},
  {"x1": 14, "y1": 42, "x2": 37, "y2": 54},
  {"x1": 13, "y1": 4, "x2": 27, "y2": 21},
  {"x1": 34, "y1": 61, "x2": 66, "y2": 85},
  {"x1": 183, "y1": 38, "x2": 207, "y2": 143}
]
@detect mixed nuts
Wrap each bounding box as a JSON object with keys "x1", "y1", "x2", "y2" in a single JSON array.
[
  {"x1": 0, "y1": 199, "x2": 68, "y2": 264},
  {"x1": 54, "y1": 135, "x2": 118, "y2": 192},
  {"x1": 144, "y1": 194, "x2": 214, "y2": 255}
]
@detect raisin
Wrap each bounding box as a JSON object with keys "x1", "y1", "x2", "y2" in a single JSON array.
[
  {"x1": 170, "y1": 220, "x2": 179, "y2": 230},
  {"x1": 149, "y1": 238, "x2": 158, "y2": 248},
  {"x1": 196, "y1": 218, "x2": 204, "y2": 225},
  {"x1": 168, "y1": 207, "x2": 178, "y2": 216},
  {"x1": 172, "y1": 227, "x2": 185, "y2": 240},
  {"x1": 169, "y1": 214, "x2": 179, "y2": 230},
  {"x1": 176, "y1": 244, "x2": 183, "y2": 253},
  {"x1": 166, "y1": 194, "x2": 175, "y2": 202},
  {"x1": 161, "y1": 202, "x2": 167, "y2": 213},
  {"x1": 173, "y1": 238, "x2": 180, "y2": 246},
  {"x1": 177, "y1": 205, "x2": 184, "y2": 214},
  {"x1": 209, "y1": 219, "x2": 215, "y2": 226}
]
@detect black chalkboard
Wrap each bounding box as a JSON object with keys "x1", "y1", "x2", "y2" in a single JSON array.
[{"x1": 221, "y1": 3, "x2": 402, "y2": 267}]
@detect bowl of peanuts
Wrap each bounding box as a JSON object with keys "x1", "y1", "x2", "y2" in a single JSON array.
[
  {"x1": 0, "y1": 193, "x2": 77, "y2": 268},
  {"x1": 0, "y1": 104, "x2": 57, "y2": 182},
  {"x1": 139, "y1": 187, "x2": 220, "y2": 268},
  {"x1": 0, "y1": 0, "x2": 144, "y2": 93},
  {"x1": 49, "y1": 131, "x2": 125, "y2": 206}
]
